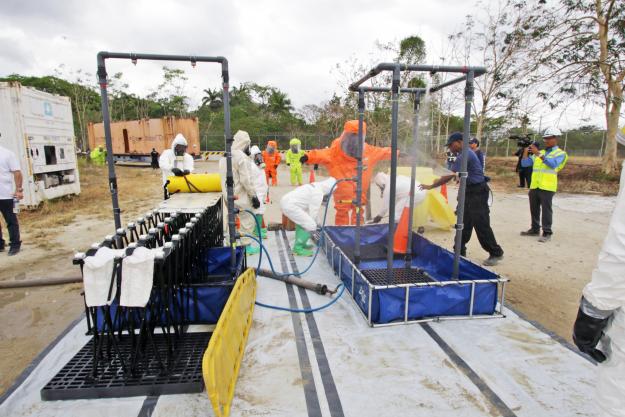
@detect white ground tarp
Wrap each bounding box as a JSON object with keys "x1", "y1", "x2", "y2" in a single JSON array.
[{"x1": 0, "y1": 229, "x2": 598, "y2": 417}]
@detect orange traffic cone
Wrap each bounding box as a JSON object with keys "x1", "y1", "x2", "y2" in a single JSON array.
[
  {"x1": 309, "y1": 167, "x2": 315, "y2": 183},
  {"x1": 393, "y1": 207, "x2": 411, "y2": 254},
  {"x1": 441, "y1": 183, "x2": 448, "y2": 202}
]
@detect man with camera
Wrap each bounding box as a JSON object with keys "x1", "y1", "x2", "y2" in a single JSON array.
[{"x1": 520, "y1": 127, "x2": 568, "y2": 242}]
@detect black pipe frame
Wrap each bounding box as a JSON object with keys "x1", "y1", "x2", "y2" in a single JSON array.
[
  {"x1": 96, "y1": 52, "x2": 238, "y2": 275},
  {"x1": 348, "y1": 63, "x2": 485, "y2": 280}
]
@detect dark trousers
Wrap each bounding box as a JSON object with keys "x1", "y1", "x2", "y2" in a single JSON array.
[
  {"x1": 529, "y1": 188, "x2": 555, "y2": 235},
  {"x1": 461, "y1": 183, "x2": 503, "y2": 257},
  {"x1": 0, "y1": 199, "x2": 20, "y2": 248},
  {"x1": 519, "y1": 168, "x2": 532, "y2": 188}
]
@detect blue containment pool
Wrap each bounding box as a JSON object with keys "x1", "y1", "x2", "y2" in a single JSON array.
[{"x1": 322, "y1": 224, "x2": 508, "y2": 326}]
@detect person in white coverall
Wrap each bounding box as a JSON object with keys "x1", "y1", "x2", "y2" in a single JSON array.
[
  {"x1": 159, "y1": 133, "x2": 194, "y2": 185},
  {"x1": 218, "y1": 130, "x2": 261, "y2": 255},
  {"x1": 371, "y1": 172, "x2": 426, "y2": 224},
  {"x1": 249, "y1": 145, "x2": 269, "y2": 239},
  {"x1": 280, "y1": 177, "x2": 336, "y2": 256},
  {"x1": 573, "y1": 158, "x2": 625, "y2": 417}
]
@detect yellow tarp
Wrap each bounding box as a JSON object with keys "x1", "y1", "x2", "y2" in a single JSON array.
[
  {"x1": 166, "y1": 173, "x2": 222, "y2": 193},
  {"x1": 202, "y1": 268, "x2": 256, "y2": 417},
  {"x1": 396, "y1": 166, "x2": 456, "y2": 230}
]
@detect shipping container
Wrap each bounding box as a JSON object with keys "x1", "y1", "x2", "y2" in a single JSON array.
[
  {"x1": 0, "y1": 82, "x2": 80, "y2": 208},
  {"x1": 87, "y1": 117, "x2": 200, "y2": 162}
]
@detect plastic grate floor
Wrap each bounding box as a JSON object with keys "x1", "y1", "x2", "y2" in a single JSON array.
[
  {"x1": 41, "y1": 332, "x2": 211, "y2": 401},
  {"x1": 362, "y1": 267, "x2": 435, "y2": 286}
]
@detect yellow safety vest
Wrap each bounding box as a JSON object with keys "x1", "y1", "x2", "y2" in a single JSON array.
[{"x1": 530, "y1": 147, "x2": 568, "y2": 192}]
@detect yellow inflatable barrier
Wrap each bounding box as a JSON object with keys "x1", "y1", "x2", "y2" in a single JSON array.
[
  {"x1": 396, "y1": 166, "x2": 456, "y2": 230},
  {"x1": 202, "y1": 268, "x2": 256, "y2": 417},
  {"x1": 166, "y1": 173, "x2": 222, "y2": 193}
]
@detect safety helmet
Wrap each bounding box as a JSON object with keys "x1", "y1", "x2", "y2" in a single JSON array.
[
  {"x1": 316, "y1": 177, "x2": 337, "y2": 195},
  {"x1": 373, "y1": 172, "x2": 388, "y2": 189},
  {"x1": 542, "y1": 127, "x2": 562, "y2": 138}
]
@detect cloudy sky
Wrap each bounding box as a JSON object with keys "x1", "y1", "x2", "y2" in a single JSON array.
[{"x1": 0, "y1": 0, "x2": 607, "y2": 130}]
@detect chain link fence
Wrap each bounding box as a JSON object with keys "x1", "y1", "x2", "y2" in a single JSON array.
[{"x1": 201, "y1": 130, "x2": 617, "y2": 158}]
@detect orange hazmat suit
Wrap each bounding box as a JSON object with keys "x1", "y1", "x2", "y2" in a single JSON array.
[
  {"x1": 304, "y1": 120, "x2": 393, "y2": 225},
  {"x1": 262, "y1": 140, "x2": 281, "y2": 186}
]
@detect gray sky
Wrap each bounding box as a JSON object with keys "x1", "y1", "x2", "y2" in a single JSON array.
[{"x1": 0, "y1": 0, "x2": 609, "y2": 130}]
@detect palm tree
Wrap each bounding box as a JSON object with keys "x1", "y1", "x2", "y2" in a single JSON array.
[
  {"x1": 267, "y1": 90, "x2": 293, "y2": 114},
  {"x1": 201, "y1": 88, "x2": 222, "y2": 109}
]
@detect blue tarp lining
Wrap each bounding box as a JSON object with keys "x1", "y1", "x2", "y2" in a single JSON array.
[
  {"x1": 94, "y1": 247, "x2": 244, "y2": 330},
  {"x1": 323, "y1": 225, "x2": 499, "y2": 324}
]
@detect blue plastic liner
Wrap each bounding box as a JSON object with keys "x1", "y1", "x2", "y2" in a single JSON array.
[{"x1": 324, "y1": 224, "x2": 499, "y2": 324}]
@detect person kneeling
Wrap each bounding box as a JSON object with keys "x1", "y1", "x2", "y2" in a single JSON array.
[{"x1": 280, "y1": 178, "x2": 337, "y2": 256}]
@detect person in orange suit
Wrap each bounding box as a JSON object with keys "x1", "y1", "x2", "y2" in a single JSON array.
[
  {"x1": 300, "y1": 120, "x2": 393, "y2": 225},
  {"x1": 262, "y1": 140, "x2": 281, "y2": 186}
]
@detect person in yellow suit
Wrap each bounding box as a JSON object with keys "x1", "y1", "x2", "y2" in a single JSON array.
[
  {"x1": 285, "y1": 138, "x2": 305, "y2": 186},
  {"x1": 90, "y1": 146, "x2": 106, "y2": 165}
]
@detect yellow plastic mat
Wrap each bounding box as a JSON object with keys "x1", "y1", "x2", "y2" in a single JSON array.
[
  {"x1": 202, "y1": 267, "x2": 256, "y2": 417},
  {"x1": 167, "y1": 173, "x2": 222, "y2": 193}
]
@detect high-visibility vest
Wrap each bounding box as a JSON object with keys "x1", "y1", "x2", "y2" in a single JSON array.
[{"x1": 530, "y1": 147, "x2": 568, "y2": 192}]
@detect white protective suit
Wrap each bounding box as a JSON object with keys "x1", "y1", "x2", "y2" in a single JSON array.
[
  {"x1": 218, "y1": 130, "x2": 257, "y2": 244},
  {"x1": 250, "y1": 145, "x2": 268, "y2": 215},
  {"x1": 581, "y1": 160, "x2": 625, "y2": 417},
  {"x1": 280, "y1": 178, "x2": 336, "y2": 231},
  {"x1": 159, "y1": 133, "x2": 194, "y2": 184},
  {"x1": 373, "y1": 172, "x2": 426, "y2": 221}
]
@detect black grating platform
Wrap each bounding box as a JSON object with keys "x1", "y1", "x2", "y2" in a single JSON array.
[
  {"x1": 362, "y1": 267, "x2": 435, "y2": 286},
  {"x1": 41, "y1": 332, "x2": 211, "y2": 401}
]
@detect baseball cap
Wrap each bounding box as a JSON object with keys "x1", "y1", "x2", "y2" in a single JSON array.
[
  {"x1": 445, "y1": 132, "x2": 463, "y2": 146},
  {"x1": 469, "y1": 137, "x2": 480, "y2": 146}
]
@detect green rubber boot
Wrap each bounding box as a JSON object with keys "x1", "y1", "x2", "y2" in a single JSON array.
[
  {"x1": 293, "y1": 225, "x2": 314, "y2": 257},
  {"x1": 246, "y1": 244, "x2": 260, "y2": 255},
  {"x1": 255, "y1": 214, "x2": 268, "y2": 239}
]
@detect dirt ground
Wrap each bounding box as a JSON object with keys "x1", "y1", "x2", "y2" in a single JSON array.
[{"x1": 0, "y1": 157, "x2": 616, "y2": 396}]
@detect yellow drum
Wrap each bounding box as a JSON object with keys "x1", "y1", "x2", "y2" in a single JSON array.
[{"x1": 166, "y1": 173, "x2": 222, "y2": 193}]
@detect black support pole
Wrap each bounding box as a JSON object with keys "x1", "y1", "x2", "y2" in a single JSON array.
[
  {"x1": 95, "y1": 51, "x2": 236, "y2": 275},
  {"x1": 452, "y1": 71, "x2": 475, "y2": 280},
  {"x1": 386, "y1": 66, "x2": 401, "y2": 282},
  {"x1": 221, "y1": 61, "x2": 238, "y2": 274},
  {"x1": 96, "y1": 54, "x2": 122, "y2": 232},
  {"x1": 405, "y1": 92, "x2": 422, "y2": 267},
  {"x1": 354, "y1": 89, "x2": 366, "y2": 265}
]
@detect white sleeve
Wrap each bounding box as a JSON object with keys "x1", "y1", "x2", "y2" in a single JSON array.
[
  {"x1": 159, "y1": 151, "x2": 173, "y2": 171},
  {"x1": 583, "y1": 163, "x2": 625, "y2": 311},
  {"x1": 307, "y1": 188, "x2": 324, "y2": 224},
  {"x1": 184, "y1": 154, "x2": 194, "y2": 172},
  {"x1": 8, "y1": 151, "x2": 20, "y2": 171},
  {"x1": 238, "y1": 157, "x2": 256, "y2": 196},
  {"x1": 378, "y1": 185, "x2": 390, "y2": 218}
]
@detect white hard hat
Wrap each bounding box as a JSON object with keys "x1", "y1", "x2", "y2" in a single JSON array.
[
  {"x1": 542, "y1": 127, "x2": 562, "y2": 138},
  {"x1": 316, "y1": 177, "x2": 337, "y2": 195},
  {"x1": 374, "y1": 172, "x2": 388, "y2": 189}
]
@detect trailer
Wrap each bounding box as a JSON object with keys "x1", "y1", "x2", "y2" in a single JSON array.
[
  {"x1": 0, "y1": 82, "x2": 80, "y2": 208},
  {"x1": 87, "y1": 116, "x2": 201, "y2": 163}
]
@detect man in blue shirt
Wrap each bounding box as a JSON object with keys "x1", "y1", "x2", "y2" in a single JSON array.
[
  {"x1": 469, "y1": 137, "x2": 485, "y2": 171},
  {"x1": 421, "y1": 132, "x2": 503, "y2": 266},
  {"x1": 519, "y1": 127, "x2": 568, "y2": 242}
]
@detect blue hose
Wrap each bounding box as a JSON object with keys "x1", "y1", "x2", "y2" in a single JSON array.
[{"x1": 240, "y1": 180, "x2": 348, "y2": 313}]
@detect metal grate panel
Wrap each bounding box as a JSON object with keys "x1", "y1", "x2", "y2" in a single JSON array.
[
  {"x1": 362, "y1": 267, "x2": 435, "y2": 286},
  {"x1": 41, "y1": 332, "x2": 211, "y2": 401}
]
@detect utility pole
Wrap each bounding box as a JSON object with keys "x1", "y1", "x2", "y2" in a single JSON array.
[{"x1": 564, "y1": 131, "x2": 568, "y2": 151}]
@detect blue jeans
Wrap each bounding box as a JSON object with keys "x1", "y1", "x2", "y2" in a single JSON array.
[{"x1": 0, "y1": 199, "x2": 20, "y2": 249}]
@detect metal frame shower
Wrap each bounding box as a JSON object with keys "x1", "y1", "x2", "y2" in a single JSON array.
[
  {"x1": 96, "y1": 52, "x2": 238, "y2": 274},
  {"x1": 349, "y1": 63, "x2": 487, "y2": 280}
]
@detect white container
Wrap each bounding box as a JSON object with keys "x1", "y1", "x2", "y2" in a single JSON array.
[{"x1": 0, "y1": 82, "x2": 81, "y2": 207}]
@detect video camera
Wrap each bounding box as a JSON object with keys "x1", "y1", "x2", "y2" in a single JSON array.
[{"x1": 508, "y1": 134, "x2": 533, "y2": 148}]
